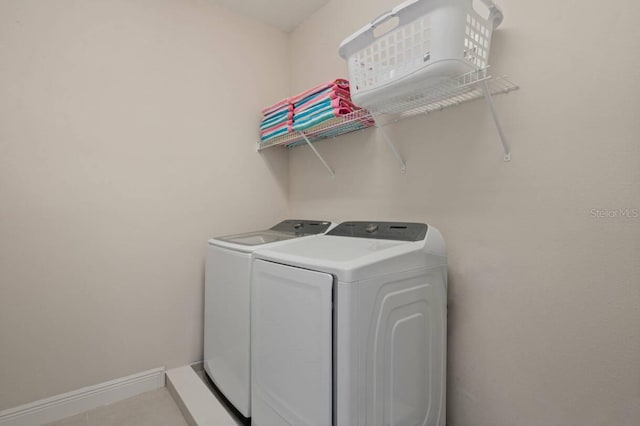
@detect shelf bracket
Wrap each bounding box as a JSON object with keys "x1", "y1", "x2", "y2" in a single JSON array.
[
  {"x1": 372, "y1": 114, "x2": 406, "y2": 173},
  {"x1": 480, "y1": 79, "x2": 511, "y2": 161},
  {"x1": 300, "y1": 132, "x2": 335, "y2": 176}
]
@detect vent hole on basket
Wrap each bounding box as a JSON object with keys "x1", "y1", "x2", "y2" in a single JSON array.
[{"x1": 373, "y1": 16, "x2": 399, "y2": 38}]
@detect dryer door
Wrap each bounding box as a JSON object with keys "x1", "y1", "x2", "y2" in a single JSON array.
[{"x1": 252, "y1": 259, "x2": 333, "y2": 426}]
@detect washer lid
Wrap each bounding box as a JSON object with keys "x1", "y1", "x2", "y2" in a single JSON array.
[
  {"x1": 215, "y1": 229, "x2": 299, "y2": 246},
  {"x1": 210, "y1": 220, "x2": 333, "y2": 250},
  {"x1": 269, "y1": 219, "x2": 332, "y2": 235}
]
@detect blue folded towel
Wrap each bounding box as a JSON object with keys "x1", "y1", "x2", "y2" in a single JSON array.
[
  {"x1": 261, "y1": 113, "x2": 290, "y2": 130},
  {"x1": 293, "y1": 100, "x2": 333, "y2": 122},
  {"x1": 263, "y1": 107, "x2": 289, "y2": 120},
  {"x1": 292, "y1": 109, "x2": 339, "y2": 132},
  {"x1": 293, "y1": 87, "x2": 333, "y2": 108},
  {"x1": 260, "y1": 126, "x2": 289, "y2": 141}
]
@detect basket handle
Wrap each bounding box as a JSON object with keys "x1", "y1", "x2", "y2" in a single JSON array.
[
  {"x1": 370, "y1": 0, "x2": 419, "y2": 29},
  {"x1": 477, "y1": 0, "x2": 503, "y2": 28},
  {"x1": 371, "y1": 10, "x2": 397, "y2": 28}
]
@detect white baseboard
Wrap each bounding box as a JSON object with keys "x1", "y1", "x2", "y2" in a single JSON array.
[{"x1": 0, "y1": 367, "x2": 165, "y2": 426}]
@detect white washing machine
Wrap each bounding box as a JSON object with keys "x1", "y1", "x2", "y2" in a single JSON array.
[
  {"x1": 251, "y1": 221, "x2": 447, "y2": 426},
  {"x1": 204, "y1": 219, "x2": 333, "y2": 419}
]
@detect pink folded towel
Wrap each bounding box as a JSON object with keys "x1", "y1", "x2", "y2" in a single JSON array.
[
  {"x1": 260, "y1": 120, "x2": 292, "y2": 136},
  {"x1": 261, "y1": 99, "x2": 293, "y2": 116},
  {"x1": 289, "y1": 79, "x2": 350, "y2": 106},
  {"x1": 293, "y1": 98, "x2": 357, "y2": 122},
  {"x1": 294, "y1": 88, "x2": 353, "y2": 113}
]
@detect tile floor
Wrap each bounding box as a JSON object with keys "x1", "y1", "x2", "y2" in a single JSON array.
[{"x1": 44, "y1": 388, "x2": 188, "y2": 426}]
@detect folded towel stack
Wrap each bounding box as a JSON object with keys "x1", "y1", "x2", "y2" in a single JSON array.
[
  {"x1": 260, "y1": 98, "x2": 293, "y2": 142},
  {"x1": 291, "y1": 79, "x2": 357, "y2": 132},
  {"x1": 259, "y1": 79, "x2": 364, "y2": 144}
]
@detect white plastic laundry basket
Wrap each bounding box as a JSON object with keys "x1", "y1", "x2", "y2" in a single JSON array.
[{"x1": 338, "y1": 0, "x2": 503, "y2": 109}]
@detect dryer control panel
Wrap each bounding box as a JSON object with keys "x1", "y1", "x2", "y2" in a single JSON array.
[
  {"x1": 327, "y1": 221, "x2": 427, "y2": 241},
  {"x1": 270, "y1": 220, "x2": 332, "y2": 236}
]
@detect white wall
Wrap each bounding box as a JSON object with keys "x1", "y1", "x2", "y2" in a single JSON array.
[
  {"x1": 288, "y1": 0, "x2": 640, "y2": 425},
  {"x1": 2, "y1": 0, "x2": 639, "y2": 423},
  {"x1": 0, "y1": 0, "x2": 289, "y2": 410}
]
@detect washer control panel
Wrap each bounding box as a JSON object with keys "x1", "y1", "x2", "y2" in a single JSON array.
[
  {"x1": 270, "y1": 220, "x2": 332, "y2": 235},
  {"x1": 327, "y1": 221, "x2": 428, "y2": 241}
]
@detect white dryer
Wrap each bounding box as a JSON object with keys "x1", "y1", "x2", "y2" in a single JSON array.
[
  {"x1": 251, "y1": 221, "x2": 447, "y2": 426},
  {"x1": 204, "y1": 219, "x2": 333, "y2": 419}
]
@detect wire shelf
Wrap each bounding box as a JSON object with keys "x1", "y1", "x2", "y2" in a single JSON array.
[
  {"x1": 369, "y1": 68, "x2": 518, "y2": 122},
  {"x1": 256, "y1": 67, "x2": 518, "y2": 173},
  {"x1": 257, "y1": 68, "x2": 517, "y2": 151},
  {"x1": 257, "y1": 109, "x2": 375, "y2": 151}
]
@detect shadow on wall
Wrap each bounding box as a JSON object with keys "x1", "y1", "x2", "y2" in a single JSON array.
[{"x1": 258, "y1": 147, "x2": 290, "y2": 201}]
